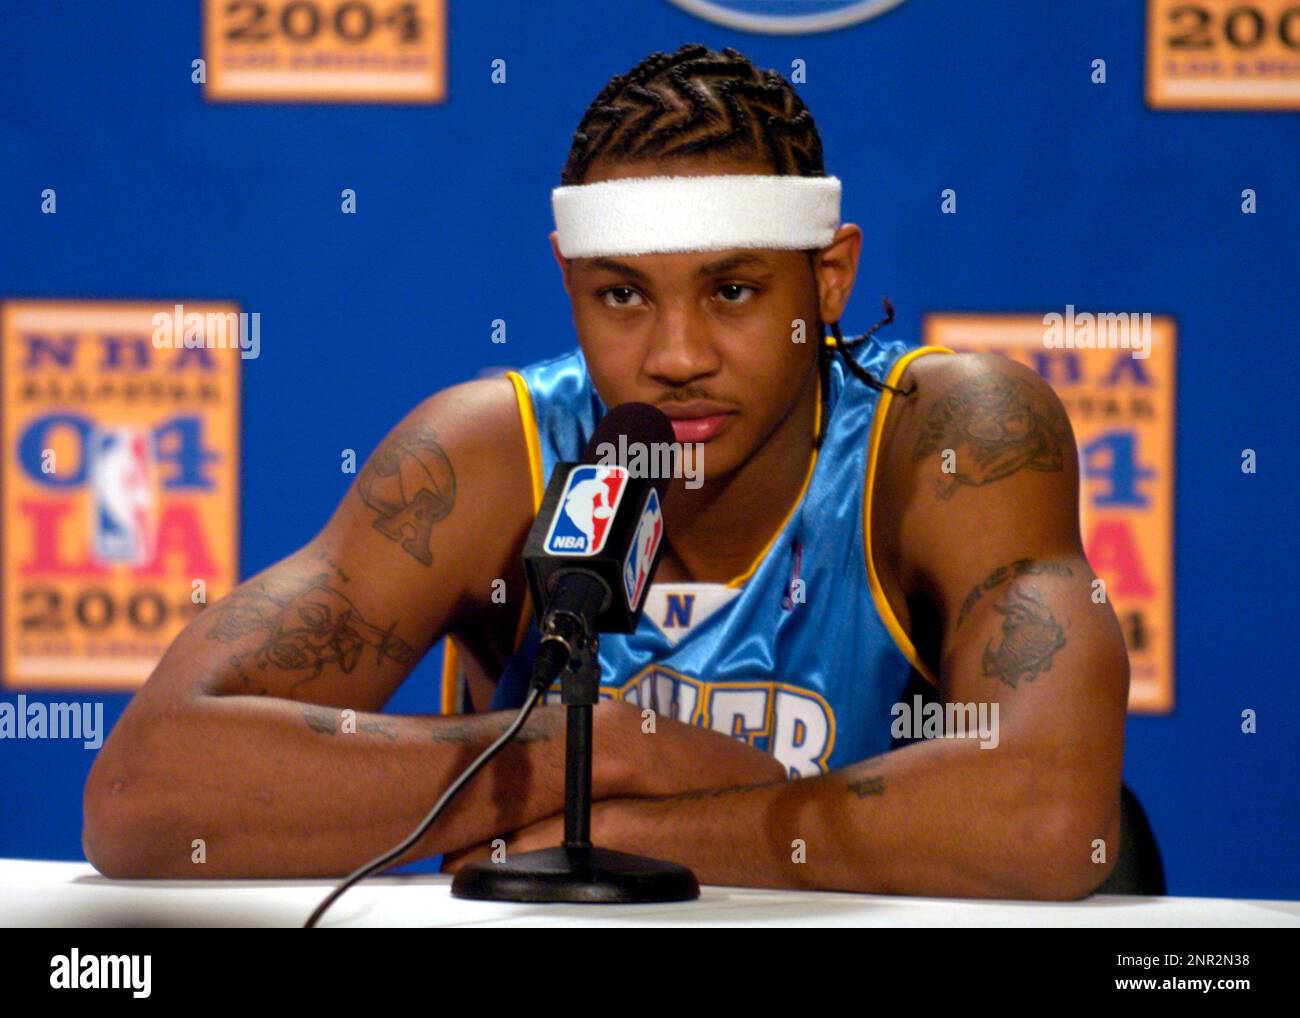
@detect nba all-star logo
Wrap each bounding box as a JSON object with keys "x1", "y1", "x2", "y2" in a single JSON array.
[
  {"x1": 1, "y1": 301, "x2": 240, "y2": 691},
  {"x1": 664, "y1": 0, "x2": 910, "y2": 34}
]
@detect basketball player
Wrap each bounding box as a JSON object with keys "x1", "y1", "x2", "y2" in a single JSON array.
[{"x1": 83, "y1": 45, "x2": 1129, "y2": 900}]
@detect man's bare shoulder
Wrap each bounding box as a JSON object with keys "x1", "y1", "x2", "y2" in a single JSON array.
[
  {"x1": 878, "y1": 349, "x2": 1073, "y2": 472},
  {"x1": 314, "y1": 371, "x2": 537, "y2": 631},
  {"x1": 870, "y1": 349, "x2": 1080, "y2": 587},
  {"x1": 390, "y1": 372, "x2": 531, "y2": 475},
  {"x1": 358, "y1": 370, "x2": 535, "y2": 540}
]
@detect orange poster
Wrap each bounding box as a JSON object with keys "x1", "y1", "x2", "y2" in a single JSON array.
[
  {"x1": 2, "y1": 301, "x2": 241, "y2": 690},
  {"x1": 203, "y1": 0, "x2": 446, "y2": 103},
  {"x1": 924, "y1": 312, "x2": 1176, "y2": 714},
  {"x1": 1148, "y1": 0, "x2": 1300, "y2": 109}
]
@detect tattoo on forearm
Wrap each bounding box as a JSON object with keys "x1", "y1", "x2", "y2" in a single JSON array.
[
  {"x1": 303, "y1": 707, "x2": 400, "y2": 741},
  {"x1": 643, "y1": 779, "x2": 782, "y2": 805},
  {"x1": 956, "y1": 558, "x2": 1074, "y2": 629},
  {"x1": 847, "y1": 775, "x2": 885, "y2": 798},
  {"x1": 431, "y1": 710, "x2": 562, "y2": 746},
  {"x1": 359, "y1": 719, "x2": 398, "y2": 741},
  {"x1": 981, "y1": 580, "x2": 1067, "y2": 688},
  {"x1": 914, "y1": 373, "x2": 1070, "y2": 500},
  {"x1": 356, "y1": 422, "x2": 456, "y2": 566},
  {"x1": 206, "y1": 573, "x2": 418, "y2": 697},
  {"x1": 304, "y1": 706, "x2": 337, "y2": 735},
  {"x1": 430, "y1": 724, "x2": 478, "y2": 745}
]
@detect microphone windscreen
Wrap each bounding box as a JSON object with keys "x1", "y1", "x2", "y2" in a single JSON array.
[{"x1": 581, "y1": 402, "x2": 677, "y2": 501}]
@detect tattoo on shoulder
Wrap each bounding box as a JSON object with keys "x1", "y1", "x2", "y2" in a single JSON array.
[
  {"x1": 205, "y1": 573, "x2": 418, "y2": 697},
  {"x1": 913, "y1": 372, "x2": 1071, "y2": 500},
  {"x1": 356, "y1": 422, "x2": 456, "y2": 566},
  {"x1": 981, "y1": 579, "x2": 1067, "y2": 689},
  {"x1": 956, "y1": 557, "x2": 1074, "y2": 629},
  {"x1": 847, "y1": 775, "x2": 885, "y2": 798}
]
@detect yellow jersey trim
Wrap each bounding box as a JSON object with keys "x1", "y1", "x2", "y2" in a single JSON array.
[
  {"x1": 439, "y1": 638, "x2": 461, "y2": 715},
  {"x1": 862, "y1": 345, "x2": 954, "y2": 689},
  {"x1": 725, "y1": 371, "x2": 823, "y2": 588},
  {"x1": 507, "y1": 369, "x2": 547, "y2": 649},
  {"x1": 438, "y1": 371, "x2": 546, "y2": 716}
]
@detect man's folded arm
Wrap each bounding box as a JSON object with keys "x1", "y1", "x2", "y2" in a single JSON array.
[
  {"x1": 82, "y1": 377, "x2": 787, "y2": 880},
  {"x1": 464, "y1": 555, "x2": 1127, "y2": 900},
  {"x1": 768, "y1": 567, "x2": 1125, "y2": 900},
  {"x1": 451, "y1": 353, "x2": 1130, "y2": 900},
  {"x1": 81, "y1": 378, "x2": 583, "y2": 879}
]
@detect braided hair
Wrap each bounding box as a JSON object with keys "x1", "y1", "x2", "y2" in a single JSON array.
[{"x1": 559, "y1": 43, "x2": 916, "y2": 445}]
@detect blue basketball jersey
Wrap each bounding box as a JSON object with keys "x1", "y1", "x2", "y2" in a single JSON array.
[{"x1": 443, "y1": 336, "x2": 953, "y2": 777}]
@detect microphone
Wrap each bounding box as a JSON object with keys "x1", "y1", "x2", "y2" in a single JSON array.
[
  {"x1": 522, "y1": 402, "x2": 674, "y2": 692},
  {"x1": 452, "y1": 400, "x2": 700, "y2": 905}
]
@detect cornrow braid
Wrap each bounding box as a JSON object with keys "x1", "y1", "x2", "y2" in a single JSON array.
[
  {"x1": 834, "y1": 297, "x2": 915, "y2": 394},
  {"x1": 560, "y1": 43, "x2": 825, "y2": 186},
  {"x1": 561, "y1": 44, "x2": 915, "y2": 447},
  {"x1": 815, "y1": 297, "x2": 915, "y2": 449}
]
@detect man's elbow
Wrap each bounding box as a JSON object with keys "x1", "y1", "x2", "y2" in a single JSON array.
[
  {"x1": 83, "y1": 768, "x2": 149, "y2": 879},
  {"x1": 83, "y1": 803, "x2": 141, "y2": 880},
  {"x1": 82, "y1": 739, "x2": 181, "y2": 880},
  {"x1": 1017, "y1": 792, "x2": 1120, "y2": 901}
]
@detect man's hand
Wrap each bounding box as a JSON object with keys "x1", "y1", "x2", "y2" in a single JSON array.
[
  {"x1": 441, "y1": 812, "x2": 566, "y2": 872},
  {"x1": 594, "y1": 699, "x2": 789, "y2": 800},
  {"x1": 443, "y1": 699, "x2": 788, "y2": 871}
]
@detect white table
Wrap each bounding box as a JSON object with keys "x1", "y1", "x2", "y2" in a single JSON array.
[{"x1": 2, "y1": 859, "x2": 1296, "y2": 928}]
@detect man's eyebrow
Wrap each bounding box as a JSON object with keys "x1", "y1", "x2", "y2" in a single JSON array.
[
  {"x1": 579, "y1": 252, "x2": 774, "y2": 283},
  {"x1": 694, "y1": 252, "x2": 773, "y2": 277}
]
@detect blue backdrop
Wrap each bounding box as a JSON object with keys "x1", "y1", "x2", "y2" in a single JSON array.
[{"x1": 1, "y1": 0, "x2": 1297, "y2": 899}]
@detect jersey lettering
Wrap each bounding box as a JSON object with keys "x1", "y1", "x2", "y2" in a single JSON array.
[
  {"x1": 663, "y1": 593, "x2": 695, "y2": 629},
  {"x1": 547, "y1": 666, "x2": 836, "y2": 777}
]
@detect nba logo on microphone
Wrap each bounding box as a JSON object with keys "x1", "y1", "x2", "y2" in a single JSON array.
[
  {"x1": 623, "y1": 488, "x2": 663, "y2": 611},
  {"x1": 545, "y1": 465, "x2": 629, "y2": 556},
  {"x1": 89, "y1": 425, "x2": 155, "y2": 565}
]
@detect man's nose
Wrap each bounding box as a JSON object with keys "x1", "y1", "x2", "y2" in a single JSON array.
[{"x1": 642, "y1": 305, "x2": 720, "y2": 385}]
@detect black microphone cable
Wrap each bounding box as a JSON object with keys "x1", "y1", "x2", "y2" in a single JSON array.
[{"x1": 303, "y1": 684, "x2": 544, "y2": 928}]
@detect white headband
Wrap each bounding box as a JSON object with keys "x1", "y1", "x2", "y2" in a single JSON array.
[{"x1": 551, "y1": 174, "x2": 842, "y2": 258}]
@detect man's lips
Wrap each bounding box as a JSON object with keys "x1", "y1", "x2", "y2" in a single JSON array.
[
  {"x1": 670, "y1": 414, "x2": 734, "y2": 443},
  {"x1": 658, "y1": 401, "x2": 738, "y2": 443}
]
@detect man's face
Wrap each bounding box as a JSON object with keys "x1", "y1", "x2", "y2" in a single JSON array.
[{"x1": 551, "y1": 158, "x2": 856, "y2": 484}]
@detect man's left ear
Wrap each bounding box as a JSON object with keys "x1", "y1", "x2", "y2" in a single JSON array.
[
  {"x1": 816, "y1": 223, "x2": 863, "y2": 322},
  {"x1": 549, "y1": 231, "x2": 571, "y2": 298}
]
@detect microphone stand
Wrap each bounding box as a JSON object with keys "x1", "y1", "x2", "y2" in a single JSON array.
[{"x1": 450, "y1": 626, "x2": 700, "y2": 904}]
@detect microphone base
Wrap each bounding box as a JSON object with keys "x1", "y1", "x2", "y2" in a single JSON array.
[{"x1": 450, "y1": 844, "x2": 700, "y2": 904}]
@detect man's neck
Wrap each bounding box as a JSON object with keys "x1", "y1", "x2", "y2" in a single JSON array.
[{"x1": 655, "y1": 370, "x2": 821, "y2": 585}]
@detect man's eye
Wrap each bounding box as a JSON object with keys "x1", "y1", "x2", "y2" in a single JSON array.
[
  {"x1": 601, "y1": 287, "x2": 644, "y2": 308},
  {"x1": 717, "y1": 284, "x2": 757, "y2": 304}
]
